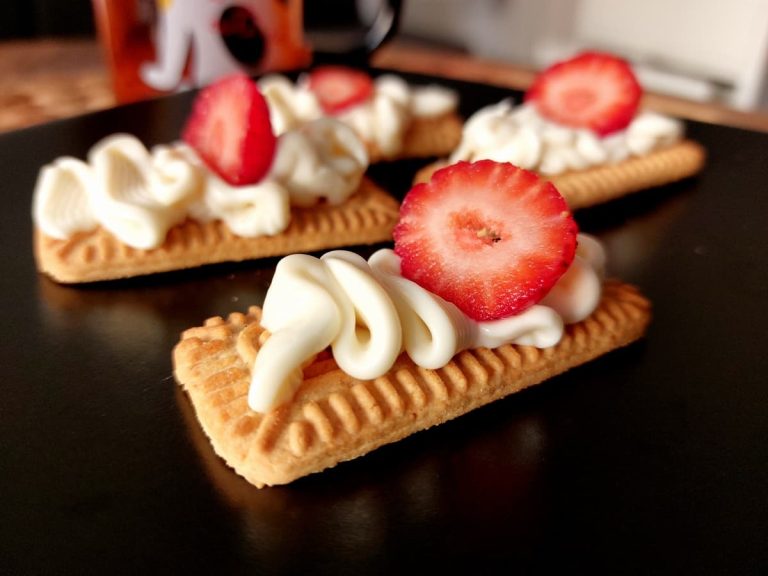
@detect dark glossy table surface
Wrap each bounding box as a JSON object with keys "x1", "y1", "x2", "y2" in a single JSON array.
[{"x1": 1, "y1": 72, "x2": 767, "y2": 575}]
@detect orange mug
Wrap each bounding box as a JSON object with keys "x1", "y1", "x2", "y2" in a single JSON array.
[{"x1": 92, "y1": 0, "x2": 312, "y2": 103}]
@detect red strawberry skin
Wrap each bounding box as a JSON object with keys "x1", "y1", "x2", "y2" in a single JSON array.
[
  {"x1": 308, "y1": 66, "x2": 374, "y2": 114},
  {"x1": 525, "y1": 52, "x2": 641, "y2": 136},
  {"x1": 182, "y1": 73, "x2": 276, "y2": 186},
  {"x1": 393, "y1": 161, "x2": 578, "y2": 321}
]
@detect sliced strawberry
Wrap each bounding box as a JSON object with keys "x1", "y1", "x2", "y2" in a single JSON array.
[
  {"x1": 393, "y1": 160, "x2": 577, "y2": 321},
  {"x1": 307, "y1": 66, "x2": 374, "y2": 114},
  {"x1": 182, "y1": 73, "x2": 276, "y2": 186},
  {"x1": 525, "y1": 52, "x2": 641, "y2": 136}
]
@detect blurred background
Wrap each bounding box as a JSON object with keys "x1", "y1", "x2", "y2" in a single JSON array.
[
  {"x1": 404, "y1": 0, "x2": 768, "y2": 111},
  {"x1": 0, "y1": 0, "x2": 93, "y2": 38},
  {"x1": 2, "y1": 0, "x2": 768, "y2": 132}
]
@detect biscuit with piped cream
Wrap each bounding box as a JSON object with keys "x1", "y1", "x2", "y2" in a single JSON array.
[{"x1": 173, "y1": 280, "x2": 650, "y2": 488}]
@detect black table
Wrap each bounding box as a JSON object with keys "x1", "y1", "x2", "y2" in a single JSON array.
[{"x1": 1, "y1": 72, "x2": 767, "y2": 574}]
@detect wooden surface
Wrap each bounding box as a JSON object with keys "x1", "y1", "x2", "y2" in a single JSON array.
[
  {"x1": 0, "y1": 39, "x2": 114, "y2": 133},
  {"x1": 2, "y1": 37, "x2": 768, "y2": 134}
]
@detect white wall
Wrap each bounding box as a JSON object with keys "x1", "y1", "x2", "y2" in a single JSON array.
[{"x1": 400, "y1": 0, "x2": 768, "y2": 110}]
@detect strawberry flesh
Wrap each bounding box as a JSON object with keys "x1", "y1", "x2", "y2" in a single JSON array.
[
  {"x1": 182, "y1": 73, "x2": 276, "y2": 186},
  {"x1": 393, "y1": 160, "x2": 578, "y2": 321},
  {"x1": 308, "y1": 66, "x2": 374, "y2": 114},
  {"x1": 525, "y1": 52, "x2": 641, "y2": 136}
]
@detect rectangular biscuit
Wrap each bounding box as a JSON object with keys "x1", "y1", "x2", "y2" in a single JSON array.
[
  {"x1": 34, "y1": 178, "x2": 400, "y2": 283},
  {"x1": 174, "y1": 280, "x2": 651, "y2": 488},
  {"x1": 413, "y1": 139, "x2": 706, "y2": 209}
]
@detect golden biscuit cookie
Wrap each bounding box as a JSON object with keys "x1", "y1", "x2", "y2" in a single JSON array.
[
  {"x1": 174, "y1": 280, "x2": 651, "y2": 488},
  {"x1": 34, "y1": 178, "x2": 399, "y2": 283},
  {"x1": 367, "y1": 112, "x2": 464, "y2": 163},
  {"x1": 413, "y1": 140, "x2": 706, "y2": 210}
]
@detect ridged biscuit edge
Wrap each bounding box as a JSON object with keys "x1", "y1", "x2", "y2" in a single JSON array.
[
  {"x1": 413, "y1": 139, "x2": 706, "y2": 209},
  {"x1": 174, "y1": 280, "x2": 651, "y2": 488},
  {"x1": 34, "y1": 177, "x2": 400, "y2": 283}
]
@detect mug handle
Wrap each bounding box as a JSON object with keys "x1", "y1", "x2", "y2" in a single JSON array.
[{"x1": 306, "y1": 0, "x2": 402, "y2": 66}]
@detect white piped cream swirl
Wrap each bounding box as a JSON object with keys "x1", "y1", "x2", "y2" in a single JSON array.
[
  {"x1": 451, "y1": 100, "x2": 683, "y2": 175},
  {"x1": 258, "y1": 73, "x2": 458, "y2": 157},
  {"x1": 33, "y1": 119, "x2": 368, "y2": 249},
  {"x1": 258, "y1": 74, "x2": 323, "y2": 135},
  {"x1": 33, "y1": 157, "x2": 98, "y2": 240},
  {"x1": 269, "y1": 118, "x2": 368, "y2": 207},
  {"x1": 86, "y1": 135, "x2": 197, "y2": 249},
  {"x1": 248, "y1": 236, "x2": 605, "y2": 412}
]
